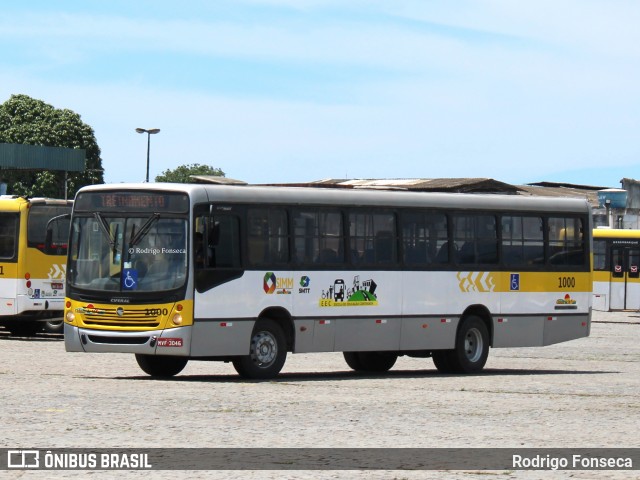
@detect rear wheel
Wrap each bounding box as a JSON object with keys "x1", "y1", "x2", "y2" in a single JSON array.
[
  {"x1": 135, "y1": 354, "x2": 188, "y2": 378},
  {"x1": 433, "y1": 315, "x2": 489, "y2": 374},
  {"x1": 232, "y1": 319, "x2": 287, "y2": 379},
  {"x1": 343, "y1": 351, "x2": 398, "y2": 373},
  {"x1": 44, "y1": 319, "x2": 64, "y2": 334},
  {"x1": 432, "y1": 351, "x2": 455, "y2": 373}
]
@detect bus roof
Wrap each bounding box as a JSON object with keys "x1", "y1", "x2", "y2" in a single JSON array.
[
  {"x1": 594, "y1": 228, "x2": 640, "y2": 238},
  {"x1": 0, "y1": 196, "x2": 73, "y2": 211},
  {"x1": 76, "y1": 183, "x2": 591, "y2": 214}
]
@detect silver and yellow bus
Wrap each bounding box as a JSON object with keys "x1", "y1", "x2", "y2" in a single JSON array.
[
  {"x1": 593, "y1": 228, "x2": 640, "y2": 311},
  {"x1": 64, "y1": 183, "x2": 592, "y2": 379},
  {"x1": 0, "y1": 196, "x2": 72, "y2": 336}
]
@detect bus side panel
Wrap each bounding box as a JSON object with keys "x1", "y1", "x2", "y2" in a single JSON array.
[
  {"x1": 400, "y1": 316, "x2": 458, "y2": 350},
  {"x1": 0, "y1": 264, "x2": 18, "y2": 315},
  {"x1": 492, "y1": 316, "x2": 544, "y2": 347},
  {"x1": 0, "y1": 280, "x2": 18, "y2": 315},
  {"x1": 333, "y1": 317, "x2": 402, "y2": 352},
  {"x1": 192, "y1": 271, "x2": 293, "y2": 356},
  {"x1": 191, "y1": 320, "x2": 255, "y2": 356},
  {"x1": 292, "y1": 319, "x2": 335, "y2": 353},
  {"x1": 193, "y1": 271, "x2": 293, "y2": 320},
  {"x1": 543, "y1": 314, "x2": 590, "y2": 346}
]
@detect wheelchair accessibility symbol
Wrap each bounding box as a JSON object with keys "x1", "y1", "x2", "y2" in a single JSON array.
[
  {"x1": 122, "y1": 269, "x2": 138, "y2": 290},
  {"x1": 510, "y1": 273, "x2": 520, "y2": 291}
]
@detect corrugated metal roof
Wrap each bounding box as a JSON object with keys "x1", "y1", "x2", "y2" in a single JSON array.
[
  {"x1": 304, "y1": 177, "x2": 521, "y2": 193},
  {"x1": 0, "y1": 143, "x2": 85, "y2": 172}
]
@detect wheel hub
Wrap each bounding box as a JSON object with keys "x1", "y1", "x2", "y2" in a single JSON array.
[{"x1": 251, "y1": 332, "x2": 277, "y2": 366}]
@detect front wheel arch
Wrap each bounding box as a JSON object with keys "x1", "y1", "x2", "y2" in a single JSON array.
[{"x1": 232, "y1": 318, "x2": 287, "y2": 379}]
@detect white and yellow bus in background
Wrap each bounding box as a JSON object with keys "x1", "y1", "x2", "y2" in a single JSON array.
[
  {"x1": 593, "y1": 228, "x2": 640, "y2": 311},
  {"x1": 64, "y1": 184, "x2": 592, "y2": 379},
  {"x1": 0, "y1": 196, "x2": 72, "y2": 336}
]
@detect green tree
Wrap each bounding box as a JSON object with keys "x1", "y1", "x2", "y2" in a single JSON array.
[
  {"x1": 0, "y1": 94, "x2": 104, "y2": 198},
  {"x1": 155, "y1": 163, "x2": 225, "y2": 183}
]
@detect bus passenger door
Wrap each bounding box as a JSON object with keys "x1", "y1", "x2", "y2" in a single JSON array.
[{"x1": 609, "y1": 247, "x2": 640, "y2": 310}]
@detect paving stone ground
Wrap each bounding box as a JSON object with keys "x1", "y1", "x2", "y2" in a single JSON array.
[{"x1": 1, "y1": 309, "x2": 639, "y2": 479}]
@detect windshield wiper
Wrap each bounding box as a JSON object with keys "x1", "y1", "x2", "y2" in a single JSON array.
[
  {"x1": 129, "y1": 213, "x2": 160, "y2": 247},
  {"x1": 94, "y1": 213, "x2": 116, "y2": 249}
]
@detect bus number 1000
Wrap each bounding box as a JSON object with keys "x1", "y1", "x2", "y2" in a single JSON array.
[
  {"x1": 558, "y1": 276, "x2": 576, "y2": 289},
  {"x1": 146, "y1": 308, "x2": 169, "y2": 316}
]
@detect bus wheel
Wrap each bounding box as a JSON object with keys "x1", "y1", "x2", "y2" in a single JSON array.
[
  {"x1": 232, "y1": 319, "x2": 287, "y2": 379},
  {"x1": 44, "y1": 320, "x2": 64, "y2": 334},
  {"x1": 433, "y1": 315, "x2": 489, "y2": 374},
  {"x1": 432, "y1": 351, "x2": 455, "y2": 373},
  {"x1": 343, "y1": 352, "x2": 397, "y2": 373},
  {"x1": 135, "y1": 354, "x2": 188, "y2": 378}
]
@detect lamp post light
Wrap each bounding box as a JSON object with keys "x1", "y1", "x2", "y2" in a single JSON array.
[{"x1": 135, "y1": 128, "x2": 161, "y2": 182}]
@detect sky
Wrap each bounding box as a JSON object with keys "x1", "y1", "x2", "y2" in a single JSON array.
[{"x1": 1, "y1": 0, "x2": 639, "y2": 188}]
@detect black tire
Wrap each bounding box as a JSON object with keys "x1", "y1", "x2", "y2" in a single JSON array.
[
  {"x1": 432, "y1": 350, "x2": 455, "y2": 373},
  {"x1": 135, "y1": 354, "x2": 188, "y2": 378},
  {"x1": 343, "y1": 352, "x2": 364, "y2": 371},
  {"x1": 5, "y1": 321, "x2": 42, "y2": 337},
  {"x1": 433, "y1": 315, "x2": 489, "y2": 374},
  {"x1": 44, "y1": 320, "x2": 64, "y2": 334},
  {"x1": 232, "y1": 319, "x2": 287, "y2": 379},
  {"x1": 343, "y1": 351, "x2": 397, "y2": 373}
]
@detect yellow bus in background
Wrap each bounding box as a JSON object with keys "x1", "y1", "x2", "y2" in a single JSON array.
[
  {"x1": 593, "y1": 228, "x2": 640, "y2": 311},
  {"x1": 0, "y1": 196, "x2": 72, "y2": 336}
]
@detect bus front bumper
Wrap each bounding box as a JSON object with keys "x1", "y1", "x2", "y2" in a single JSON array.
[{"x1": 64, "y1": 323, "x2": 191, "y2": 356}]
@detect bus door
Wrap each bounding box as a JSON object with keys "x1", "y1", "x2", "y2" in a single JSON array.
[{"x1": 610, "y1": 246, "x2": 640, "y2": 310}]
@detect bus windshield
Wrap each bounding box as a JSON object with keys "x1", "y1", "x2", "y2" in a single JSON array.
[{"x1": 68, "y1": 215, "x2": 188, "y2": 292}]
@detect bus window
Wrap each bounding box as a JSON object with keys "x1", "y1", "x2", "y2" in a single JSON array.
[
  {"x1": 548, "y1": 217, "x2": 585, "y2": 266},
  {"x1": 0, "y1": 213, "x2": 18, "y2": 260},
  {"x1": 454, "y1": 214, "x2": 497, "y2": 264},
  {"x1": 196, "y1": 215, "x2": 241, "y2": 269},
  {"x1": 502, "y1": 216, "x2": 543, "y2": 266},
  {"x1": 28, "y1": 204, "x2": 71, "y2": 254},
  {"x1": 593, "y1": 239, "x2": 607, "y2": 271},
  {"x1": 247, "y1": 208, "x2": 289, "y2": 266},
  {"x1": 401, "y1": 212, "x2": 448, "y2": 266},
  {"x1": 292, "y1": 210, "x2": 343, "y2": 266},
  {"x1": 349, "y1": 211, "x2": 397, "y2": 266}
]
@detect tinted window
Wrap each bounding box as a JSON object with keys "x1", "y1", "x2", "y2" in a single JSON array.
[
  {"x1": 548, "y1": 217, "x2": 585, "y2": 266},
  {"x1": 0, "y1": 213, "x2": 18, "y2": 260},
  {"x1": 454, "y1": 214, "x2": 498, "y2": 264},
  {"x1": 593, "y1": 239, "x2": 607, "y2": 271},
  {"x1": 401, "y1": 212, "x2": 448, "y2": 265},
  {"x1": 502, "y1": 216, "x2": 543, "y2": 266},
  {"x1": 293, "y1": 210, "x2": 343, "y2": 265},
  {"x1": 247, "y1": 208, "x2": 289, "y2": 266},
  {"x1": 348, "y1": 212, "x2": 397, "y2": 265}
]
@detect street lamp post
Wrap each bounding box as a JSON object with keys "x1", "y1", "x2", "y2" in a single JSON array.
[{"x1": 135, "y1": 128, "x2": 161, "y2": 182}]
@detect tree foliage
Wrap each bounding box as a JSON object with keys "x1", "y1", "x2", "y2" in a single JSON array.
[
  {"x1": 155, "y1": 163, "x2": 225, "y2": 183},
  {"x1": 0, "y1": 94, "x2": 104, "y2": 198}
]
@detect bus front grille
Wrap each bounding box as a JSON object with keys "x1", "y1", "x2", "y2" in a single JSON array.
[{"x1": 78, "y1": 306, "x2": 161, "y2": 328}]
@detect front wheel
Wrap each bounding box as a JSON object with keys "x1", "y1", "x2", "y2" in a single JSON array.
[
  {"x1": 433, "y1": 315, "x2": 489, "y2": 374},
  {"x1": 44, "y1": 319, "x2": 64, "y2": 334},
  {"x1": 232, "y1": 319, "x2": 287, "y2": 379},
  {"x1": 135, "y1": 354, "x2": 188, "y2": 378}
]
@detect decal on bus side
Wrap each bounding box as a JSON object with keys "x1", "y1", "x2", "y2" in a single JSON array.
[{"x1": 319, "y1": 275, "x2": 378, "y2": 307}]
